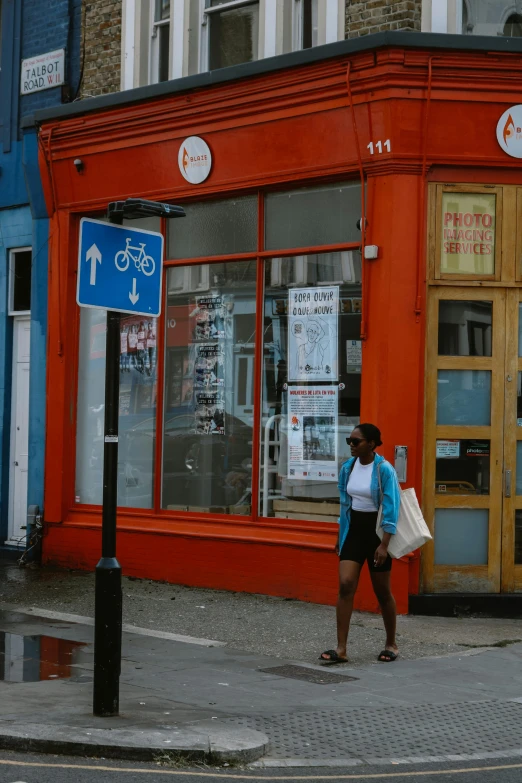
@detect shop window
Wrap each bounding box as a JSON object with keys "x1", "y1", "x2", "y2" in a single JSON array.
[
  {"x1": 8, "y1": 248, "x2": 32, "y2": 314},
  {"x1": 438, "y1": 190, "x2": 497, "y2": 278},
  {"x1": 162, "y1": 260, "x2": 256, "y2": 513},
  {"x1": 260, "y1": 251, "x2": 362, "y2": 520},
  {"x1": 167, "y1": 195, "x2": 258, "y2": 259},
  {"x1": 151, "y1": 0, "x2": 170, "y2": 83},
  {"x1": 265, "y1": 183, "x2": 361, "y2": 251},
  {"x1": 206, "y1": 0, "x2": 259, "y2": 71},
  {"x1": 75, "y1": 308, "x2": 158, "y2": 508}
]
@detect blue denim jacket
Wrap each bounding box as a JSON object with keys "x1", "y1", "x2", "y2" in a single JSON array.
[{"x1": 337, "y1": 454, "x2": 401, "y2": 551}]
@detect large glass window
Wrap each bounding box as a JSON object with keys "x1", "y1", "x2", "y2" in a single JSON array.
[
  {"x1": 162, "y1": 260, "x2": 256, "y2": 513},
  {"x1": 75, "y1": 309, "x2": 158, "y2": 508},
  {"x1": 260, "y1": 251, "x2": 362, "y2": 519},
  {"x1": 75, "y1": 186, "x2": 361, "y2": 516},
  {"x1": 207, "y1": 0, "x2": 259, "y2": 71}
]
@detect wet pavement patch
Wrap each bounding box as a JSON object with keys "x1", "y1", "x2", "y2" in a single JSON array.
[
  {"x1": 259, "y1": 664, "x2": 358, "y2": 684},
  {"x1": 0, "y1": 631, "x2": 88, "y2": 682}
]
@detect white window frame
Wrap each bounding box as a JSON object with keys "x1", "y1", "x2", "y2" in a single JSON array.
[
  {"x1": 8, "y1": 247, "x2": 31, "y2": 317},
  {"x1": 422, "y1": 0, "x2": 463, "y2": 34},
  {"x1": 122, "y1": 0, "x2": 344, "y2": 89},
  {"x1": 201, "y1": 0, "x2": 260, "y2": 72},
  {"x1": 150, "y1": 0, "x2": 172, "y2": 84}
]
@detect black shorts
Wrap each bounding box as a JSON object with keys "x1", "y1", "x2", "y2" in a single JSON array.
[{"x1": 339, "y1": 509, "x2": 392, "y2": 573}]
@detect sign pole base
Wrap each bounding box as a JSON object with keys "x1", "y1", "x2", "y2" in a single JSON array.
[{"x1": 93, "y1": 557, "x2": 122, "y2": 716}]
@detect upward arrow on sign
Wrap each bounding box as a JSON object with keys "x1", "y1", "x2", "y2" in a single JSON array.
[{"x1": 86, "y1": 243, "x2": 102, "y2": 286}]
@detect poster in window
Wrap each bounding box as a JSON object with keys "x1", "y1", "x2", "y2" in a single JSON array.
[
  {"x1": 440, "y1": 192, "x2": 496, "y2": 275},
  {"x1": 195, "y1": 391, "x2": 225, "y2": 435},
  {"x1": 194, "y1": 343, "x2": 225, "y2": 388},
  {"x1": 346, "y1": 340, "x2": 362, "y2": 374},
  {"x1": 193, "y1": 295, "x2": 226, "y2": 340},
  {"x1": 287, "y1": 386, "x2": 338, "y2": 481},
  {"x1": 288, "y1": 287, "x2": 338, "y2": 381}
]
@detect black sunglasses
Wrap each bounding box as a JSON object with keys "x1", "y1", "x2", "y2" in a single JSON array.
[{"x1": 346, "y1": 437, "x2": 366, "y2": 447}]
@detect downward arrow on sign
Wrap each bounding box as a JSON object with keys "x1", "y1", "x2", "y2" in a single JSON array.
[
  {"x1": 129, "y1": 278, "x2": 139, "y2": 305},
  {"x1": 86, "y1": 244, "x2": 102, "y2": 286}
]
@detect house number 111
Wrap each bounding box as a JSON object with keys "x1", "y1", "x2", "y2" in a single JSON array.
[{"x1": 367, "y1": 140, "x2": 391, "y2": 154}]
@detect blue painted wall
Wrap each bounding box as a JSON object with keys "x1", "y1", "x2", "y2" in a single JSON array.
[{"x1": 0, "y1": 0, "x2": 81, "y2": 546}]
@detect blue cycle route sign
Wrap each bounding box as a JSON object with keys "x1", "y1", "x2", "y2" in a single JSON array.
[{"x1": 77, "y1": 218, "x2": 164, "y2": 317}]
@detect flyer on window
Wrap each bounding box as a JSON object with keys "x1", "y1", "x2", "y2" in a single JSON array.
[
  {"x1": 195, "y1": 391, "x2": 225, "y2": 435},
  {"x1": 287, "y1": 386, "x2": 338, "y2": 481},
  {"x1": 194, "y1": 343, "x2": 225, "y2": 389},
  {"x1": 288, "y1": 286, "x2": 339, "y2": 381}
]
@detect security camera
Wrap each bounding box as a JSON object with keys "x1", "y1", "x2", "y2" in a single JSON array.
[
  {"x1": 356, "y1": 218, "x2": 367, "y2": 231},
  {"x1": 73, "y1": 158, "x2": 84, "y2": 173}
]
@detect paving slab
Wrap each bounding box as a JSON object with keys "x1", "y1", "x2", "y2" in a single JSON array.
[{"x1": 2, "y1": 565, "x2": 522, "y2": 766}]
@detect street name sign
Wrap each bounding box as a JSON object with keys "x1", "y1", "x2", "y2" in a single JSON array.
[{"x1": 77, "y1": 218, "x2": 164, "y2": 317}]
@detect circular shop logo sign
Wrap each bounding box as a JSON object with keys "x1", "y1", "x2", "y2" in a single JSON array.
[
  {"x1": 497, "y1": 105, "x2": 522, "y2": 158},
  {"x1": 178, "y1": 137, "x2": 212, "y2": 184}
]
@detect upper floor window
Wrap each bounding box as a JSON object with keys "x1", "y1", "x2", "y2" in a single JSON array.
[
  {"x1": 296, "y1": 0, "x2": 319, "y2": 50},
  {"x1": 462, "y1": 1, "x2": 522, "y2": 36},
  {"x1": 151, "y1": 0, "x2": 170, "y2": 82},
  {"x1": 121, "y1": 0, "x2": 343, "y2": 89},
  {"x1": 206, "y1": 0, "x2": 259, "y2": 70}
]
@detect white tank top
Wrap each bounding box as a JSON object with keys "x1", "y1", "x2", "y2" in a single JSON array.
[{"x1": 347, "y1": 458, "x2": 378, "y2": 512}]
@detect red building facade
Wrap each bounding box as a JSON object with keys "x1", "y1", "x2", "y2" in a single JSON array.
[{"x1": 35, "y1": 33, "x2": 522, "y2": 613}]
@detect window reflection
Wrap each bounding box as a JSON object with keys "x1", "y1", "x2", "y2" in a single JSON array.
[
  {"x1": 162, "y1": 261, "x2": 256, "y2": 513},
  {"x1": 75, "y1": 309, "x2": 158, "y2": 508},
  {"x1": 438, "y1": 301, "x2": 492, "y2": 356},
  {"x1": 437, "y1": 370, "x2": 491, "y2": 426}
]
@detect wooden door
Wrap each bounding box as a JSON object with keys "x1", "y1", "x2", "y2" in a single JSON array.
[{"x1": 423, "y1": 288, "x2": 506, "y2": 593}]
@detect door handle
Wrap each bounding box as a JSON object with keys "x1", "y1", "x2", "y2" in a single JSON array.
[{"x1": 505, "y1": 469, "x2": 512, "y2": 498}]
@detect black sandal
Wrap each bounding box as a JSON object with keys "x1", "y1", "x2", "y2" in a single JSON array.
[
  {"x1": 319, "y1": 649, "x2": 349, "y2": 665},
  {"x1": 377, "y1": 649, "x2": 398, "y2": 662}
]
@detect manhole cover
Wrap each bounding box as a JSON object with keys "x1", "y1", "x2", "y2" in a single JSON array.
[{"x1": 259, "y1": 664, "x2": 358, "y2": 684}]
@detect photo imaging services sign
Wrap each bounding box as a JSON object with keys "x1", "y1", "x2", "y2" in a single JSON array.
[{"x1": 21, "y1": 49, "x2": 65, "y2": 95}]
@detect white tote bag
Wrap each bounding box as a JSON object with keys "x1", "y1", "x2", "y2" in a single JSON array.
[{"x1": 376, "y1": 463, "x2": 432, "y2": 559}]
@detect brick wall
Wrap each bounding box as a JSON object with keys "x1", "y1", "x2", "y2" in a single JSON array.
[
  {"x1": 345, "y1": 0, "x2": 422, "y2": 38},
  {"x1": 80, "y1": 0, "x2": 122, "y2": 97}
]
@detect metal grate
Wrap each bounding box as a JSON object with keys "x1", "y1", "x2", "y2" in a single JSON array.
[{"x1": 259, "y1": 664, "x2": 358, "y2": 685}]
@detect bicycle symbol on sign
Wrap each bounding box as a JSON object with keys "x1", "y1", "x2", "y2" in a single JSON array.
[{"x1": 115, "y1": 237, "x2": 155, "y2": 277}]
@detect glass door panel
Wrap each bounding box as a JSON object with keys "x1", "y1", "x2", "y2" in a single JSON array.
[{"x1": 423, "y1": 288, "x2": 506, "y2": 593}]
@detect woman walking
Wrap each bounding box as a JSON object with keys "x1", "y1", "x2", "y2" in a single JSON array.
[{"x1": 320, "y1": 423, "x2": 401, "y2": 665}]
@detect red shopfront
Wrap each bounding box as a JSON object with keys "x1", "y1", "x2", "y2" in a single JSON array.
[{"x1": 36, "y1": 34, "x2": 522, "y2": 613}]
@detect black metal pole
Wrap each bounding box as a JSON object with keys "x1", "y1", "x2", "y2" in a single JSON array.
[{"x1": 93, "y1": 212, "x2": 123, "y2": 717}]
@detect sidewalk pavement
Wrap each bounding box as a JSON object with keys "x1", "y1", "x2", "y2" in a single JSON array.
[{"x1": 0, "y1": 564, "x2": 522, "y2": 766}]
